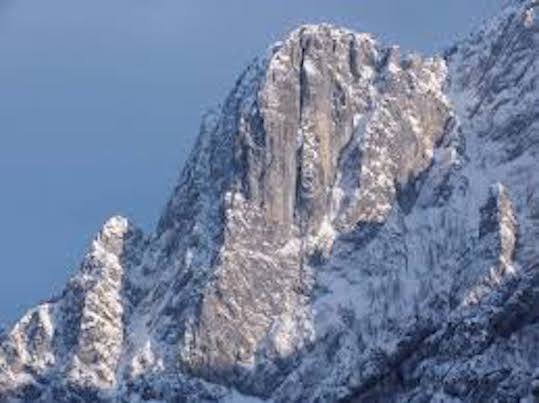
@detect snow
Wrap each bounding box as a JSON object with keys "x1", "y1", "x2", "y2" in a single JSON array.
[
  {"x1": 223, "y1": 390, "x2": 265, "y2": 403},
  {"x1": 524, "y1": 6, "x2": 536, "y2": 27},
  {"x1": 2, "y1": 2, "x2": 539, "y2": 401},
  {"x1": 302, "y1": 59, "x2": 318, "y2": 76}
]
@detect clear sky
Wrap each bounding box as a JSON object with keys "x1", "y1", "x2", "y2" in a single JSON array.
[{"x1": 0, "y1": 0, "x2": 504, "y2": 324}]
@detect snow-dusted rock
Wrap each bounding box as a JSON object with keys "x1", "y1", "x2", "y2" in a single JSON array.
[{"x1": 2, "y1": 1, "x2": 539, "y2": 402}]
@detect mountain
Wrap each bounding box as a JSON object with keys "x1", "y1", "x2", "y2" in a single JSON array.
[{"x1": 2, "y1": 1, "x2": 539, "y2": 402}]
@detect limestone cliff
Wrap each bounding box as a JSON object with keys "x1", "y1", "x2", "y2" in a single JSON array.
[{"x1": 2, "y1": 1, "x2": 539, "y2": 402}]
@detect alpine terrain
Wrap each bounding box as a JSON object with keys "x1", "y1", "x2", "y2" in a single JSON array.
[{"x1": 2, "y1": 1, "x2": 539, "y2": 402}]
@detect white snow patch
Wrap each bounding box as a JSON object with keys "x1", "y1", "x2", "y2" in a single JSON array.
[{"x1": 223, "y1": 390, "x2": 265, "y2": 403}]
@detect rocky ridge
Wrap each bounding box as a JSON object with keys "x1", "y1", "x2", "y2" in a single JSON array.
[{"x1": 2, "y1": 1, "x2": 539, "y2": 402}]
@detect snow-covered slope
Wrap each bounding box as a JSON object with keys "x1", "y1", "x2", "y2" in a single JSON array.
[{"x1": 2, "y1": 1, "x2": 539, "y2": 402}]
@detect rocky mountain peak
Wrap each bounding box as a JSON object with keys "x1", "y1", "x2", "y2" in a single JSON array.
[
  {"x1": 2, "y1": 4, "x2": 539, "y2": 402},
  {"x1": 96, "y1": 216, "x2": 132, "y2": 255}
]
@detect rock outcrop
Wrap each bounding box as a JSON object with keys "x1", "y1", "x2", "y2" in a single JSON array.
[{"x1": 2, "y1": 1, "x2": 539, "y2": 402}]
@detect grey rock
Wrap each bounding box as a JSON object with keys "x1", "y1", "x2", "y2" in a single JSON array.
[{"x1": 2, "y1": 1, "x2": 539, "y2": 402}]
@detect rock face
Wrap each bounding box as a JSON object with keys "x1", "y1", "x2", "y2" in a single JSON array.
[{"x1": 2, "y1": 1, "x2": 539, "y2": 402}]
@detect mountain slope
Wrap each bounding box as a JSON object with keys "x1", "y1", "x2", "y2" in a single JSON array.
[{"x1": 2, "y1": 1, "x2": 539, "y2": 402}]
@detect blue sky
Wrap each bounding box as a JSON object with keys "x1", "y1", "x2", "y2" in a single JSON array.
[{"x1": 0, "y1": 0, "x2": 503, "y2": 324}]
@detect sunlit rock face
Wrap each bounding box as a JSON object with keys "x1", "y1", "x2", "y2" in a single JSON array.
[
  {"x1": 2, "y1": 1, "x2": 539, "y2": 402},
  {"x1": 174, "y1": 25, "x2": 451, "y2": 395}
]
